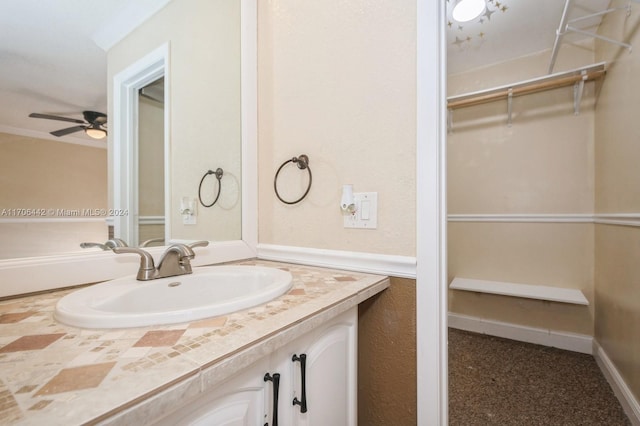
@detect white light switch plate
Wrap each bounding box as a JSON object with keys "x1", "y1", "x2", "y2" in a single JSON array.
[{"x1": 344, "y1": 192, "x2": 377, "y2": 229}]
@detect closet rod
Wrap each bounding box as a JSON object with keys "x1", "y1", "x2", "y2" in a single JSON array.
[{"x1": 447, "y1": 62, "x2": 606, "y2": 110}]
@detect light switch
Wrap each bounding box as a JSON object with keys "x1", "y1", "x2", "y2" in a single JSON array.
[
  {"x1": 361, "y1": 200, "x2": 370, "y2": 220},
  {"x1": 344, "y1": 192, "x2": 377, "y2": 229}
]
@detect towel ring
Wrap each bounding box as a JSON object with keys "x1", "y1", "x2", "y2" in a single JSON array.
[
  {"x1": 198, "y1": 168, "x2": 224, "y2": 207},
  {"x1": 274, "y1": 155, "x2": 312, "y2": 205}
]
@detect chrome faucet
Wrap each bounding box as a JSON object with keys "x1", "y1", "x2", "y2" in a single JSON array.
[{"x1": 112, "y1": 241, "x2": 209, "y2": 281}]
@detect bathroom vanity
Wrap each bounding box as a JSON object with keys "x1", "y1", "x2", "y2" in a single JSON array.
[{"x1": 0, "y1": 260, "x2": 389, "y2": 425}]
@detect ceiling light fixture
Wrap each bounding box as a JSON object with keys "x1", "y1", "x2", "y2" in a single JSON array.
[
  {"x1": 452, "y1": 0, "x2": 486, "y2": 23},
  {"x1": 85, "y1": 124, "x2": 107, "y2": 139}
]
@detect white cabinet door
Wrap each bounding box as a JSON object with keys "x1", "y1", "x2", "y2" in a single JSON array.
[
  {"x1": 278, "y1": 308, "x2": 358, "y2": 426},
  {"x1": 153, "y1": 357, "x2": 270, "y2": 426},
  {"x1": 152, "y1": 307, "x2": 357, "y2": 426}
]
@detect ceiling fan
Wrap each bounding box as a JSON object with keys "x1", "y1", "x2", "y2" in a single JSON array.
[{"x1": 28, "y1": 110, "x2": 108, "y2": 139}]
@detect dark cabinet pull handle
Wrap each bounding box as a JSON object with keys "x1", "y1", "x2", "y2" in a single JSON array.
[
  {"x1": 292, "y1": 353, "x2": 308, "y2": 413},
  {"x1": 264, "y1": 372, "x2": 280, "y2": 426}
]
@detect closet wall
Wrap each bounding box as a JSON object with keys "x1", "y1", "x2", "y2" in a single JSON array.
[
  {"x1": 447, "y1": 43, "x2": 597, "y2": 336},
  {"x1": 594, "y1": 0, "x2": 640, "y2": 403}
]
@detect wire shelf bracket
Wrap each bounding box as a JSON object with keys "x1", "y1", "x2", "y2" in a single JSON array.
[{"x1": 548, "y1": 0, "x2": 634, "y2": 74}]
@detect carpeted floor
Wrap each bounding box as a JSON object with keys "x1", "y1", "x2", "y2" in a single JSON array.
[{"x1": 449, "y1": 328, "x2": 631, "y2": 425}]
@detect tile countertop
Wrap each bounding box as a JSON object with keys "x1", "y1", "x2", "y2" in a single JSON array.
[{"x1": 0, "y1": 260, "x2": 389, "y2": 425}]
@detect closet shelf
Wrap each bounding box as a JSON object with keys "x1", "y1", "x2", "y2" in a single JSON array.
[
  {"x1": 447, "y1": 62, "x2": 606, "y2": 110},
  {"x1": 450, "y1": 277, "x2": 589, "y2": 305}
]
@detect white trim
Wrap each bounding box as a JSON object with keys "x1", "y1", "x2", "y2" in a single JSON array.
[
  {"x1": 593, "y1": 339, "x2": 640, "y2": 425},
  {"x1": 448, "y1": 312, "x2": 593, "y2": 354},
  {"x1": 138, "y1": 216, "x2": 165, "y2": 225},
  {"x1": 448, "y1": 213, "x2": 594, "y2": 223},
  {"x1": 241, "y1": 0, "x2": 258, "y2": 251},
  {"x1": 256, "y1": 244, "x2": 416, "y2": 278},
  {"x1": 595, "y1": 214, "x2": 640, "y2": 227},
  {"x1": 0, "y1": 125, "x2": 107, "y2": 149},
  {"x1": 0, "y1": 218, "x2": 105, "y2": 224},
  {"x1": 448, "y1": 213, "x2": 640, "y2": 228},
  {"x1": 162, "y1": 68, "x2": 172, "y2": 244},
  {"x1": 91, "y1": 0, "x2": 173, "y2": 51},
  {"x1": 113, "y1": 43, "x2": 169, "y2": 247},
  {"x1": 417, "y1": 0, "x2": 448, "y2": 424},
  {"x1": 0, "y1": 0, "x2": 258, "y2": 297}
]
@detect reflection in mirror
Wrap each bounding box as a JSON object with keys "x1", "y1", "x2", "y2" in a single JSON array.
[
  {"x1": 0, "y1": 133, "x2": 108, "y2": 259},
  {"x1": 111, "y1": 0, "x2": 243, "y2": 245},
  {"x1": 137, "y1": 77, "x2": 166, "y2": 247},
  {"x1": 0, "y1": 2, "x2": 113, "y2": 260},
  {"x1": 0, "y1": 0, "x2": 244, "y2": 264}
]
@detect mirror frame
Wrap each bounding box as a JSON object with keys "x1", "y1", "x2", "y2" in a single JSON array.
[{"x1": 0, "y1": 0, "x2": 257, "y2": 298}]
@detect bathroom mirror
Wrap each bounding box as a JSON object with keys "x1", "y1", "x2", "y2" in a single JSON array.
[
  {"x1": 0, "y1": 0, "x2": 257, "y2": 297},
  {"x1": 0, "y1": 0, "x2": 242, "y2": 259}
]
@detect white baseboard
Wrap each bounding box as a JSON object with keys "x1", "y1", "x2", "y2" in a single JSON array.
[
  {"x1": 256, "y1": 244, "x2": 417, "y2": 279},
  {"x1": 448, "y1": 312, "x2": 593, "y2": 354},
  {"x1": 593, "y1": 340, "x2": 640, "y2": 426}
]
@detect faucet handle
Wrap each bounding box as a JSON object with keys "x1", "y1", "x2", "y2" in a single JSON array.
[
  {"x1": 188, "y1": 240, "x2": 209, "y2": 249},
  {"x1": 112, "y1": 247, "x2": 156, "y2": 280},
  {"x1": 81, "y1": 238, "x2": 128, "y2": 250}
]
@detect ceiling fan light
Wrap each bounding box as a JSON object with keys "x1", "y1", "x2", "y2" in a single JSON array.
[
  {"x1": 85, "y1": 125, "x2": 107, "y2": 139},
  {"x1": 452, "y1": 0, "x2": 486, "y2": 23}
]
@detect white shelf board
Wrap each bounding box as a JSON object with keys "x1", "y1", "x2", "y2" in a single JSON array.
[{"x1": 450, "y1": 277, "x2": 589, "y2": 305}]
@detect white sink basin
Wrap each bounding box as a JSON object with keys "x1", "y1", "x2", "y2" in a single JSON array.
[{"x1": 55, "y1": 265, "x2": 293, "y2": 329}]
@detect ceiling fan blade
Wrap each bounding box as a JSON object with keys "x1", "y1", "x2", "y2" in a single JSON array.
[
  {"x1": 29, "y1": 113, "x2": 85, "y2": 124},
  {"x1": 50, "y1": 126, "x2": 86, "y2": 137}
]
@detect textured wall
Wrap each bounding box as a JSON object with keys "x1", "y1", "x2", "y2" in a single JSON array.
[
  {"x1": 358, "y1": 277, "x2": 416, "y2": 426},
  {"x1": 447, "y1": 46, "x2": 596, "y2": 335},
  {"x1": 594, "y1": 0, "x2": 640, "y2": 402},
  {"x1": 257, "y1": 0, "x2": 416, "y2": 256}
]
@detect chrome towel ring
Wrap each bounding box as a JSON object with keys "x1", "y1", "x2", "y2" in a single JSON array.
[
  {"x1": 198, "y1": 168, "x2": 224, "y2": 207},
  {"x1": 274, "y1": 155, "x2": 312, "y2": 205}
]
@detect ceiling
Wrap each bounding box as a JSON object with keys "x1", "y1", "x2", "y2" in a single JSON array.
[
  {"x1": 0, "y1": 0, "x2": 619, "y2": 146},
  {"x1": 447, "y1": 0, "x2": 614, "y2": 74},
  {"x1": 0, "y1": 0, "x2": 169, "y2": 147}
]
